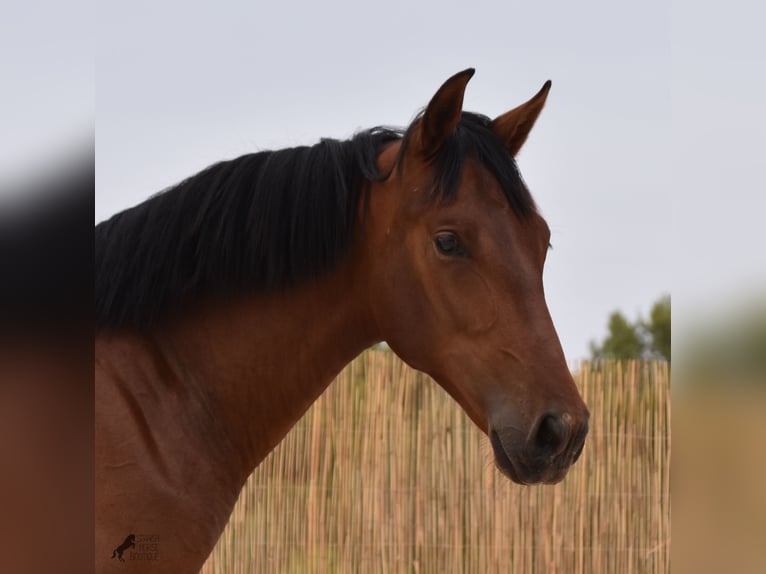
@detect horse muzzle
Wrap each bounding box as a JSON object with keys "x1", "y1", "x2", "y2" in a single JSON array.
[{"x1": 489, "y1": 410, "x2": 589, "y2": 485}]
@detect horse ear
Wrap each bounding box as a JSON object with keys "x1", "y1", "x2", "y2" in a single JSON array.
[
  {"x1": 418, "y1": 68, "x2": 475, "y2": 156},
  {"x1": 491, "y1": 80, "x2": 551, "y2": 157}
]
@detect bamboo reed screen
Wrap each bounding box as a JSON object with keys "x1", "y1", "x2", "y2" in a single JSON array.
[{"x1": 202, "y1": 352, "x2": 670, "y2": 574}]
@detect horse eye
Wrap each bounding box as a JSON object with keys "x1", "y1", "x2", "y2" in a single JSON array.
[{"x1": 434, "y1": 233, "x2": 467, "y2": 257}]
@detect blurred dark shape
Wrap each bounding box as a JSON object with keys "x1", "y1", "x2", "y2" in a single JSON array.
[
  {"x1": 0, "y1": 147, "x2": 93, "y2": 339},
  {"x1": 590, "y1": 294, "x2": 671, "y2": 361},
  {"x1": 0, "y1": 146, "x2": 94, "y2": 574},
  {"x1": 679, "y1": 299, "x2": 766, "y2": 386}
]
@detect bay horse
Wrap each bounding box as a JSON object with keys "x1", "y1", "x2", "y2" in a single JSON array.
[{"x1": 95, "y1": 69, "x2": 589, "y2": 573}]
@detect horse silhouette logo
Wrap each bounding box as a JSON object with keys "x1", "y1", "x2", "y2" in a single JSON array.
[{"x1": 111, "y1": 534, "x2": 136, "y2": 562}]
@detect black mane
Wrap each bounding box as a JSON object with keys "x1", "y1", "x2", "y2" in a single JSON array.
[{"x1": 95, "y1": 112, "x2": 534, "y2": 330}]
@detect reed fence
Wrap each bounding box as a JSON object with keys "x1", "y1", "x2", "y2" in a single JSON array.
[{"x1": 202, "y1": 352, "x2": 670, "y2": 573}]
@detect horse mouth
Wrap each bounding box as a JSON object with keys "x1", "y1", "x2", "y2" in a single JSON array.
[
  {"x1": 489, "y1": 428, "x2": 568, "y2": 485},
  {"x1": 489, "y1": 429, "x2": 526, "y2": 483}
]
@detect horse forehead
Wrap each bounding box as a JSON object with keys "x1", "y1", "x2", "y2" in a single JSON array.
[
  {"x1": 400, "y1": 158, "x2": 510, "y2": 211},
  {"x1": 460, "y1": 162, "x2": 550, "y2": 239},
  {"x1": 378, "y1": 154, "x2": 540, "y2": 236},
  {"x1": 458, "y1": 160, "x2": 512, "y2": 210}
]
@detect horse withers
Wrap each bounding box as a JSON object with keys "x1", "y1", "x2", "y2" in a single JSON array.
[{"x1": 95, "y1": 69, "x2": 589, "y2": 573}]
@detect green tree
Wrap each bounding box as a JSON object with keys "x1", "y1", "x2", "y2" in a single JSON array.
[
  {"x1": 643, "y1": 295, "x2": 671, "y2": 361},
  {"x1": 590, "y1": 295, "x2": 671, "y2": 361},
  {"x1": 590, "y1": 311, "x2": 645, "y2": 360}
]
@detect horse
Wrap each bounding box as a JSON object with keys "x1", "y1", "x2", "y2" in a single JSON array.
[{"x1": 95, "y1": 68, "x2": 589, "y2": 573}]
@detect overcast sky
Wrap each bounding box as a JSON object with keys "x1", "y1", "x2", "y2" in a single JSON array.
[{"x1": 88, "y1": 1, "x2": 760, "y2": 359}]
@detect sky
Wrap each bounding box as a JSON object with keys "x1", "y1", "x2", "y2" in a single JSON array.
[
  {"x1": 2, "y1": 0, "x2": 756, "y2": 361},
  {"x1": 0, "y1": 2, "x2": 92, "y2": 189},
  {"x1": 671, "y1": 1, "x2": 766, "y2": 341}
]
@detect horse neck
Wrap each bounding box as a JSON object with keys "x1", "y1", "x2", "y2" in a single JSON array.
[{"x1": 153, "y1": 259, "x2": 378, "y2": 485}]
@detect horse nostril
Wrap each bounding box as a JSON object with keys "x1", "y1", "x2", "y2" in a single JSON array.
[{"x1": 531, "y1": 414, "x2": 569, "y2": 459}]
